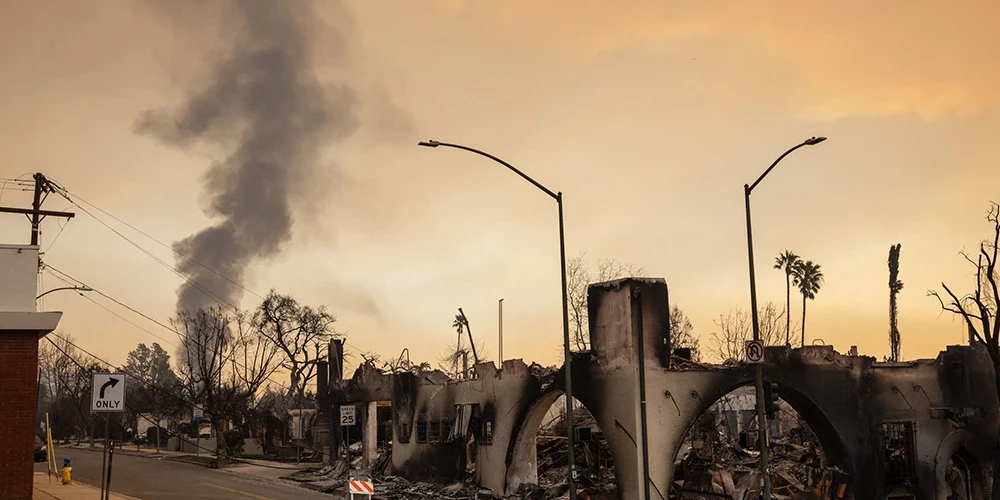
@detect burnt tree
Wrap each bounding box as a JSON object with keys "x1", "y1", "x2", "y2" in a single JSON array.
[
  {"x1": 929, "y1": 201, "x2": 1000, "y2": 500},
  {"x1": 888, "y1": 243, "x2": 903, "y2": 362}
]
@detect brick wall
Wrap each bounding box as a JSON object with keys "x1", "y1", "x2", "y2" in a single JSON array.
[{"x1": 0, "y1": 332, "x2": 41, "y2": 500}]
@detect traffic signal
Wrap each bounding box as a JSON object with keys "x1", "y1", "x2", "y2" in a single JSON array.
[{"x1": 764, "y1": 382, "x2": 779, "y2": 419}]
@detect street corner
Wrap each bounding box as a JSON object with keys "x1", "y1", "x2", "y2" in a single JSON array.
[{"x1": 34, "y1": 472, "x2": 142, "y2": 500}]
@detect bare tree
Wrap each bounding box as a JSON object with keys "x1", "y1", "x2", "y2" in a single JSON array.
[
  {"x1": 928, "y1": 202, "x2": 1000, "y2": 500},
  {"x1": 706, "y1": 302, "x2": 788, "y2": 363},
  {"x1": 440, "y1": 313, "x2": 471, "y2": 378},
  {"x1": 174, "y1": 307, "x2": 240, "y2": 458},
  {"x1": 888, "y1": 244, "x2": 903, "y2": 362},
  {"x1": 566, "y1": 253, "x2": 645, "y2": 351},
  {"x1": 669, "y1": 305, "x2": 701, "y2": 360},
  {"x1": 229, "y1": 310, "x2": 280, "y2": 406},
  {"x1": 256, "y1": 290, "x2": 338, "y2": 404},
  {"x1": 376, "y1": 349, "x2": 432, "y2": 375},
  {"x1": 39, "y1": 334, "x2": 99, "y2": 444}
]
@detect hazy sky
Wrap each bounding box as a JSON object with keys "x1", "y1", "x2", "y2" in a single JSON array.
[{"x1": 2, "y1": 1, "x2": 998, "y2": 371}]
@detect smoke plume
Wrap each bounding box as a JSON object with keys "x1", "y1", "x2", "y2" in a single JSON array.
[{"x1": 135, "y1": 0, "x2": 359, "y2": 312}]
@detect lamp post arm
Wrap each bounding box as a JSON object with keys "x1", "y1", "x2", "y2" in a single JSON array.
[
  {"x1": 748, "y1": 141, "x2": 811, "y2": 194},
  {"x1": 420, "y1": 141, "x2": 559, "y2": 201},
  {"x1": 36, "y1": 286, "x2": 90, "y2": 300}
]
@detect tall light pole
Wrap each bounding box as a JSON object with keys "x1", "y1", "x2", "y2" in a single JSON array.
[
  {"x1": 418, "y1": 140, "x2": 578, "y2": 499},
  {"x1": 745, "y1": 136, "x2": 826, "y2": 499}
]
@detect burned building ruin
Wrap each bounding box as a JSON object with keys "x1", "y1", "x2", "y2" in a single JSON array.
[{"x1": 317, "y1": 278, "x2": 998, "y2": 500}]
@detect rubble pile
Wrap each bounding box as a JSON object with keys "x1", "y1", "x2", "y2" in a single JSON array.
[
  {"x1": 671, "y1": 413, "x2": 853, "y2": 499},
  {"x1": 364, "y1": 476, "x2": 493, "y2": 499},
  {"x1": 531, "y1": 407, "x2": 618, "y2": 500}
]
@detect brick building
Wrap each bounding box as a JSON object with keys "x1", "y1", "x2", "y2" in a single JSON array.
[{"x1": 0, "y1": 244, "x2": 62, "y2": 500}]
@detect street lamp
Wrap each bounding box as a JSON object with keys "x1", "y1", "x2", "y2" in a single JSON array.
[
  {"x1": 36, "y1": 285, "x2": 92, "y2": 300},
  {"x1": 745, "y1": 136, "x2": 826, "y2": 500},
  {"x1": 418, "y1": 139, "x2": 579, "y2": 500}
]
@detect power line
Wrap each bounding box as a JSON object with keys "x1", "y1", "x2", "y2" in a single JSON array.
[
  {"x1": 41, "y1": 262, "x2": 296, "y2": 398},
  {"x1": 44, "y1": 271, "x2": 180, "y2": 349},
  {"x1": 57, "y1": 199, "x2": 241, "y2": 312},
  {"x1": 50, "y1": 184, "x2": 263, "y2": 301},
  {"x1": 45, "y1": 335, "x2": 313, "y2": 468},
  {"x1": 44, "y1": 336, "x2": 229, "y2": 459}
]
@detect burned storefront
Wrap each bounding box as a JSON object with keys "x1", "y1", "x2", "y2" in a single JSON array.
[{"x1": 315, "y1": 278, "x2": 998, "y2": 500}]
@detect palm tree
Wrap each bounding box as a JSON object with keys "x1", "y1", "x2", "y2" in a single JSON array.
[
  {"x1": 793, "y1": 260, "x2": 824, "y2": 346},
  {"x1": 888, "y1": 244, "x2": 903, "y2": 362},
  {"x1": 774, "y1": 250, "x2": 801, "y2": 346},
  {"x1": 450, "y1": 314, "x2": 466, "y2": 376}
]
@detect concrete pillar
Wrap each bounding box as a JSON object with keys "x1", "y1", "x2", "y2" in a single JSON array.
[
  {"x1": 362, "y1": 401, "x2": 378, "y2": 470},
  {"x1": 329, "y1": 340, "x2": 344, "y2": 460},
  {"x1": 315, "y1": 359, "x2": 331, "y2": 464},
  {"x1": 0, "y1": 245, "x2": 62, "y2": 500}
]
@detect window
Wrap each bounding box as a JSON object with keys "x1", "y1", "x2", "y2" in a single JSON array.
[
  {"x1": 416, "y1": 418, "x2": 428, "y2": 444},
  {"x1": 428, "y1": 420, "x2": 441, "y2": 444},
  {"x1": 441, "y1": 420, "x2": 453, "y2": 443},
  {"x1": 398, "y1": 420, "x2": 411, "y2": 444},
  {"x1": 881, "y1": 421, "x2": 916, "y2": 487},
  {"x1": 481, "y1": 420, "x2": 494, "y2": 445}
]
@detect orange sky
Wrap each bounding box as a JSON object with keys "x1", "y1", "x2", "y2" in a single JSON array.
[{"x1": 2, "y1": 1, "x2": 998, "y2": 370}]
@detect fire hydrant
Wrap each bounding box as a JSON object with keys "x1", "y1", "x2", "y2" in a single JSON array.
[{"x1": 61, "y1": 457, "x2": 72, "y2": 485}]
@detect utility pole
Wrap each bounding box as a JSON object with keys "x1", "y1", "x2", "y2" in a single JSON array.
[
  {"x1": 498, "y1": 298, "x2": 503, "y2": 365},
  {"x1": 457, "y1": 308, "x2": 480, "y2": 366},
  {"x1": 0, "y1": 173, "x2": 75, "y2": 252}
]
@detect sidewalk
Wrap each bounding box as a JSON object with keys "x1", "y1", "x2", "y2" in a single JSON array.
[
  {"x1": 33, "y1": 472, "x2": 140, "y2": 500},
  {"x1": 56, "y1": 444, "x2": 317, "y2": 486}
]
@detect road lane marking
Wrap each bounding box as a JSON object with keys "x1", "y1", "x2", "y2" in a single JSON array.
[{"x1": 201, "y1": 482, "x2": 274, "y2": 499}]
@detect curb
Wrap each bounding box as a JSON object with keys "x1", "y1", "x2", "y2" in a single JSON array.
[{"x1": 61, "y1": 446, "x2": 191, "y2": 461}]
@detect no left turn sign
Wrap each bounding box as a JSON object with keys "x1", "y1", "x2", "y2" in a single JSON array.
[{"x1": 745, "y1": 340, "x2": 764, "y2": 364}]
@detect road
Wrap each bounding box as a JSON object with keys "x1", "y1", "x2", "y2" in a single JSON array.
[{"x1": 37, "y1": 447, "x2": 334, "y2": 500}]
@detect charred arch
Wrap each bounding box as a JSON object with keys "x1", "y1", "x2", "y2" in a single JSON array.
[
  {"x1": 668, "y1": 375, "x2": 855, "y2": 486},
  {"x1": 503, "y1": 386, "x2": 609, "y2": 495}
]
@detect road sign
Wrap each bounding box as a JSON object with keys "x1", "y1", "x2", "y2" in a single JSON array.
[
  {"x1": 340, "y1": 405, "x2": 356, "y2": 426},
  {"x1": 745, "y1": 340, "x2": 764, "y2": 364},
  {"x1": 91, "y1": 373, "x2": 126, "y2": 412},
  {"x1": 193, "y1": 406, "x2": 204, "y2": 421},
  {"x1": 348, "y1": 478, "x2": 374, "y2": 496}
]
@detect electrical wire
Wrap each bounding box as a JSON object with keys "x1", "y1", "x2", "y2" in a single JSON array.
[
  {"x1": 44, "y1": 271, "x2": 180, "y2": 349},
  {"x1": 41, "y1": 263, "x2": 297, "y2": 399},
  {"x1": 44, "y1": 336, "x2": 301, "y2": 467},
  {"x1": 60, "y1": 200, "x2": 241, "y2": 312},
  {"x1": 49, "y1": 184, "x2": 263, "y2": 301}
]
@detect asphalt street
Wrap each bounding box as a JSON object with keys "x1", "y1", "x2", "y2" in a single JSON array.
[{"x1": 37, "y1": 447, "x2": 333, "y2": 500}]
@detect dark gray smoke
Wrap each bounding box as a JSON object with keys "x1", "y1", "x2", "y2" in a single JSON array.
[{"x1": 135, "y1": 0, "x2": 359, "y2": 312}]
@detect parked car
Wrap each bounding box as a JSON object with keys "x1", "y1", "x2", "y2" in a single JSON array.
[{"x1": 34, "y1": 435, "x2": 47, "y2": 462}]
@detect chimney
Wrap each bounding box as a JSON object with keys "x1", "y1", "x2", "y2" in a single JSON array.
[{"x1": 329, "y1": 339, "x2": 344, "y2": 382}]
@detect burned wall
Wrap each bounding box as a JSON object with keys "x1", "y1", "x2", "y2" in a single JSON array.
[
  {"x1": 579, "y1": 278, "x2": 999, "y2": 500},
  {"x1": 333, "y1": 358, "x2": 554, "y2": 496},
  {"x1": 326, "y1": 277, "x2": 999, "y2": 500}
]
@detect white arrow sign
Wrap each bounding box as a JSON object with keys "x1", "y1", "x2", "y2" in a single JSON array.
[{"x1": 92, "y1": 373, "x2": 126, "y2": 413}]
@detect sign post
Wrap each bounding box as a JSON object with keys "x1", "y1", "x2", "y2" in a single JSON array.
[
  {"x1": 340, "y1": 405, "x2": 356, "y2": 474},
  {"x1": 341, "y1": 404, "x2": 370, "y2": 500},
  {"x1": 193, "y1": 407, "x2": 204, "y2": 456},
  {"x1": 92, "y1": 373, "x2": 125, "y2": 500},
  {"x1": 744, "y1": 340, "x2": 764, "y2": 364}
]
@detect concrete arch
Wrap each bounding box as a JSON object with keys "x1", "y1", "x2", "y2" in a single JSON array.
[
  {"x1": 664, "y1": 373, "x2": 855, "y2": 491},
  {"x1": 934, "y1": 430, "x2": 985, "y2": 499},
  {"x1": 503, "y1": 386, "x2": 611, "y2": 495}
]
